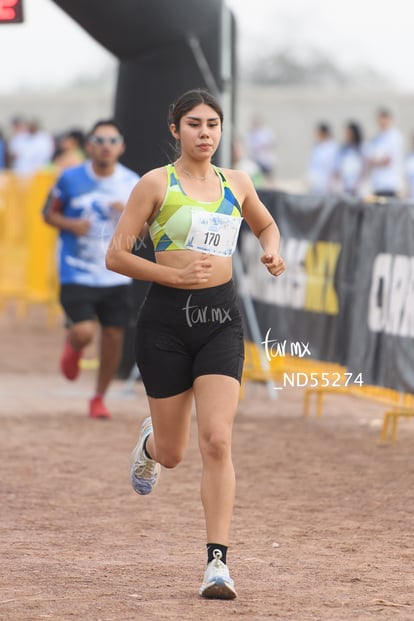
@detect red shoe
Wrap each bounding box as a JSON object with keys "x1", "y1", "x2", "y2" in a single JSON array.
[
  {"x1": 89, "y1": 395, "x2": 111, "y2": 419},
  {"x1": 60, "y1": 338, "x2": 82, "y2": 381}
]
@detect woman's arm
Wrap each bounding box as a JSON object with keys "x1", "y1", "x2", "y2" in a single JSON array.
[
  {"x1": 257, "y1": 222, "x2": 285, "y2": 277},
  {"x1": 229, "y1": 170, "x2": 285, "y2": 277}
]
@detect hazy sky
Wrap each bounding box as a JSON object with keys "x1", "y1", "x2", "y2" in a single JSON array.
[{"x1": 1, "y1": 0, "x2": 414, "y2": 93}]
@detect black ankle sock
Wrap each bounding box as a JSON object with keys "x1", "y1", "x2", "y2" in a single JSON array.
[
  {"x1": 143, "y1": 436, "x2": 152, "y2": 460},
  {"x1": 207, "y1": 543, "x2": 228, "y2": 565}
]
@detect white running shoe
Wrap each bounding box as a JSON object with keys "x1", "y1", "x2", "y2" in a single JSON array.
[
  {"x1": 130, "y1": 417, "x2": 161, "y2": 495},
  {"x1": 199, "y1": 549, "x2": 237, "y2": 599}
]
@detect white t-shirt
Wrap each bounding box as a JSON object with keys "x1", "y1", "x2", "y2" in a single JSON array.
[
  {"x1": 8, "y1": 131, "x2": 30, "y2": 173},
  {"x1": 366, "y1": 128, "x2": 403, "y2": 193},
  {"x1": 334, "y1": 146, "x2": 365, "y2": 195},
  {"x1": 246, "y1": 126, "x2": 276, "y2": 174},
  {"x1": 405, "y1": 152, "x2": 414, "y2": 198},
  {"x1": 11, "y1": 130, "x2": 54, "y2": 175},
  {"x1": 308, "y1": 139, "x2": 338, "y2": 194}
]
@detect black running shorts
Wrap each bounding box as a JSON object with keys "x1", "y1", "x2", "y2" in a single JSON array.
[
  {"x1": 60, "y1": 284, "x2": 132, "y2": 327},
  {"x1": 135, "y1": 280, "x2": 245, "y2": 398}
]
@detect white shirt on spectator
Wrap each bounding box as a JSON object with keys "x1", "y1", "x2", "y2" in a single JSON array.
[
  {"x1": 22, "y1": 131, "x2": 55, "y2": 175},
  {"x1": 308, "y1": 139, "x2": 338, "y2": 194},
  {"x1": 366, "y1": 128, "x2": 403, "y2": 194},
  {"x1": 405, "y1": 152, "x2": 414, "y2": 198},
  {"x1": 9, "y1": 131, "x2": 30, "y2": 173},
  {"x1": 334, "y1": 145, "x2": 365, "y2": 195}
]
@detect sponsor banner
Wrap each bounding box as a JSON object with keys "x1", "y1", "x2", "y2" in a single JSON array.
[
  {"x1": 239, "y1": 191, "x2": 414, "y2": 393},
  {"x1": 346, "y1": 201, "x2": 414, "y2": 392},
  {"x1": 239, "y1": 190, "x2": 359, "y2": 364}
]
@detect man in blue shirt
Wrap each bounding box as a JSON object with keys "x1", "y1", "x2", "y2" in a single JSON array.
[{"x1": 43, "y1": 119, "x2": 140, "y2": 419}]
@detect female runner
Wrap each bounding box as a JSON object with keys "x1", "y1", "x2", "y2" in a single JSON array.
[{"x1": 106, "y1": 89, "x2": 285, "y2": 599}]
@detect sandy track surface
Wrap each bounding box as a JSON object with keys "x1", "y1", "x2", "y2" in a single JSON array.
[{"x1": 1, "y1": 308, "x2": 413, "y2": 621}]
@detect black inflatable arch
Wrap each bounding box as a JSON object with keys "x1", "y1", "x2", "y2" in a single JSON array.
[
  {"x1": 51, "y1": 0, "x2": 236, "y2": 376},
  {"x1": 52, "y1": 0, "x2": 236, "y2": 174}
]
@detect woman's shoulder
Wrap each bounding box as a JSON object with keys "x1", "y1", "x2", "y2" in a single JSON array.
[
  {"x1": 218, "y1": 166, "x2": 251, "y2": 185},
  {"x1": 219, "y1": 166, "x2": 254, "y2": 194},
  {"x1": 128, "y1": 166, "x2": 169, "y2": 204},
  {"x1": 216, "y1": 166, "x2": 256, "y2": 208},
  {"x1": 135, "y1": 165, "x2": 169, "y2": 187}
]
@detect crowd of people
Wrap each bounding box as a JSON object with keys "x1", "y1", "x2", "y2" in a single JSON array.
[
  {"x1": 0, "y1": 115, "x2": 86, "y2": 175},
  {"x1": 307, "y1": 107, "x2": 409, "y2": 198},
  {"x1": 238, "y1": 107, "x2": 414, "y2": 199},
  {"x1": 3, "y1": 107, "x2": 414, "y2": 200}
]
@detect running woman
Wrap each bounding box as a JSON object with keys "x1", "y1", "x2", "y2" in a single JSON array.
[{"x1": 106, "y1": 89, "x2": 285, "y2": 599}]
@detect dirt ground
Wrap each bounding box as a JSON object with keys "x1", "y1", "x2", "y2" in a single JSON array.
[{"x1": 1, "y1": 306, "x2": 413, "y2": 621}]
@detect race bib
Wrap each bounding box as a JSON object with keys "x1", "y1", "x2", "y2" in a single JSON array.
[{"x1": 184, "y1": 210, "x2": 243, "y2": 256}]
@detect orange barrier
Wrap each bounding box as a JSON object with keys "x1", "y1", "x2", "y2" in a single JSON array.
[
  {"x1": 304, "y1": 381, "x2": 414, "y2": 443},
  {"x1": 380, "y1": 407, "x2": 414, "y2": 442},
  {"x1": 242, "y1": 341, "x2": 414, "y2": 442},
  {"x1": 0, "y1": 171, "x2": 60, "y2": 318},
  {"x1": 2, "y1": 173, "x2": 414, "y2": 442}
]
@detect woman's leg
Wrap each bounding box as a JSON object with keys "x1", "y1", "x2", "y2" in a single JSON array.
[
  {"x1": 129, "y1": 388, "x2": 194, "y2": 495},
  {"x1": 193, "y1": 374, "x2": 240, "y2": 545},
  {"x1": 145, "y1": 389, "x2": 194, "y2": 468}
]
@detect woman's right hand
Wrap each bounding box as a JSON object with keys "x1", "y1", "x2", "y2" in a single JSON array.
[{"x1": 176, "y1": 254, "x2": 212, "y2": 285}]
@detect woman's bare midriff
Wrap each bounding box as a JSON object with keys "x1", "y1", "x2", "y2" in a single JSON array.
[{"x1": 155, "y1": 250, "x2": 233, "y2": 289}]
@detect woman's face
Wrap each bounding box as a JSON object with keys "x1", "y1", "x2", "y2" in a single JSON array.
[{"x1": 170, "y1": 103, "x2": 222, "y2": 160}]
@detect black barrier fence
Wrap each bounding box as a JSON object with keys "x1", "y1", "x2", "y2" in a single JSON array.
[
  {"x1": 239, "y1": 191, "x2": 414, "y2": 394},
  {"x1": 118, "y1": 189, "x2": 414, "y2": 394}
]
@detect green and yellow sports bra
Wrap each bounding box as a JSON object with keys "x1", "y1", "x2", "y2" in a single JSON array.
[{"x1": 149, "y1": 163, "x2": 242, "y2": 254}]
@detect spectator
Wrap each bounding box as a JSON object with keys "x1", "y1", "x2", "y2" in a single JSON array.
[
  {"x1": 0, "y1": 129, "x2": 6, "y2": 169},
  {"x1": 9, "y1": 118, "x2": 55, "y2": 176},
  {"x1": 42, "y1": 119, "x2": 140, "y2": 419},
  {"x1": 7, "y1": 115, "x2": 29, "y2": 173},
  {"x1": 245, "y1": 115, "x2": 277, "y2": 186},
  {"x1": 232, "y1": 134, "x2": 265, "y2": 188},
  {"x1": 365, "y1": 107, "x2": 403, "y2": 198},
  {"x1": 333, "y1": 121, "x2": 365, "y2": 196},
  {"x1": 51, "y1": 129, "x2": 85, "y2": 171},
  {"x1": 405, "y1": 132, "x2": 414, "y2": 199},
  {"x1": 24, "y1": 119, "x2": 55, "y2": 174},
  {"x1": 307, "y1": 122, "x2": 338, "y2": 194}
]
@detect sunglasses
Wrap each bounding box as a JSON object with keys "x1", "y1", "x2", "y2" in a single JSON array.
[{"x1": 89, "y1": 135, "x2": 124, "y2": 146}]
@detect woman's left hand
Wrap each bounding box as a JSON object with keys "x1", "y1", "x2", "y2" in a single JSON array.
[{"x1": 261, "y1": 253, "x2": 286, "y2": 277}]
